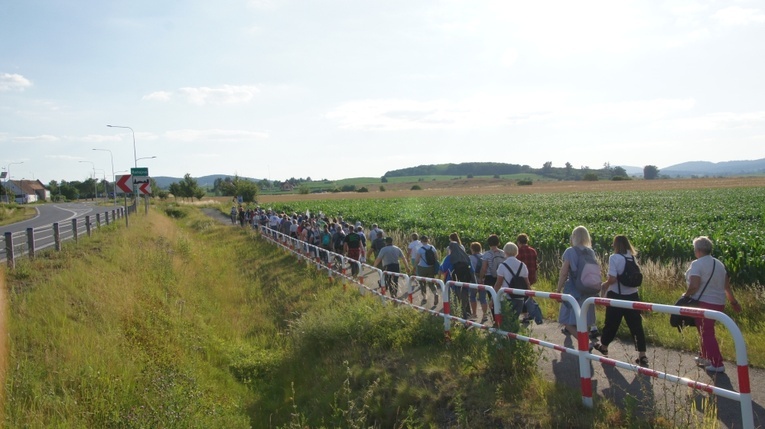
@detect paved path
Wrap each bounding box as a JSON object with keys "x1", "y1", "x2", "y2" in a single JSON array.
[{"x1": 205, "y1": 209, "x2": 765, "y2": 428}]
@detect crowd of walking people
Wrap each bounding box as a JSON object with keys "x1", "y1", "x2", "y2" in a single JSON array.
[{"x1": 240, "y1": 206, "x2": 741, "y2": 373}]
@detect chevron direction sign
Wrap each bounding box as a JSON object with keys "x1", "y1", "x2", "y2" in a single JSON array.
[
  {"x1": 116, "y1": 175, "x2": 133, "y2": 193},
  {"x1": 116, "y1": 175, "x2": 152, "y2": 195}
]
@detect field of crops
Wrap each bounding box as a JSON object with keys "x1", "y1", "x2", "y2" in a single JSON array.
[{"x1": 266, "y1": 187, "x2": 765, "y2": 286}]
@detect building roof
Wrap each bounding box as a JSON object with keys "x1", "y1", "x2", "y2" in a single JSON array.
[{"x1": 9, "y1": 179, "x2": 47, "y2": 194}]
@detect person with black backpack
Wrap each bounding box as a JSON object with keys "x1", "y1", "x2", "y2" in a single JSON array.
[
  {"x1": 590, "y1": 235, "x2": 649, "y2": 367},
  {"x1": 492, "y1": 242, "x2": 530, "y2": 317},
  {"x1": 414, "y1": 235, "x2": 440, "y2": 306}
]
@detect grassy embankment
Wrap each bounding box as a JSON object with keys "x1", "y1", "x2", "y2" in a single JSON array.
[
  {"x1": 2, "y1": 204, "x2": 696, "y2": 428},
  {"x1": 0, "y1": 204, "x2": 37, "y2": 227}
]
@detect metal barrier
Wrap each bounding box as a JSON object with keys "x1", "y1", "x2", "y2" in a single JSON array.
[
  {"x1": 581, "y1": 297, "x2": 753, "y2": 428},
  {"x1": 2, "y1": 207, "x2": 125, "y2": 267},
  {"x1": 255, "y1": 224, "x2": 754, "y2": 428},
  {"x1": 498, "y1": 287, "x2": 592, "y2": 403}
]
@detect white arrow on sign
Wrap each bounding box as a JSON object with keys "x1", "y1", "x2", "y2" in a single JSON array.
[
  {"x1": 133, "y1": 176, "x2": 152, "y2": 195},
  {"x1": 116, "y1": 175, "x2": 133, "y2": 193}
]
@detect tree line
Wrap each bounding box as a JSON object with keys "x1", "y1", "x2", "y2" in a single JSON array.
[{"x1": 382, "y1": 162, "x2": 661, "y2": 181}]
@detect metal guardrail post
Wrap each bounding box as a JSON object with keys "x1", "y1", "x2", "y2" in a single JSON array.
[
  {"x1": 72, "y1": 219, "x2": 78, "y2": 243},
  {"x1": 53, "y1": 222, "x2": 61, "y2": 251},
  {"x1": 4, "y1": 232, "x2": 13, "y2": 269},
  {"x1": 95, "y1": 213, "x2": 101, "y2": 228},
  {"x1": 105, "y1": 211, "x2": 110, "y2": 225},
  {"x1": 86, "y1": 215, "x2": 92, "y2": 237},
  {"x1": 27, "y1": 227, "x2": 35, "y2": 259}
]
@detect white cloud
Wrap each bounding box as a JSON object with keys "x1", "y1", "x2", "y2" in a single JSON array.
[
  {"x1": 45, "y1": 154, "x2": 83, "y2": 161},
  {"x1": 164, "y1": 129, "x2": 269, "y2": 142},
  {"x1": 14, "y1": 134, "x2": 59, "y2": 142},
  {"x1": 669, "y1": 111, "x2": 765, "y2": 130},
  {"x1": 81, "y1": 134, "x2": 123, "y2": 143},
  {"x1": 178, "y1": 85, "x2": 260, "y2": 106},
  {"x1": 327, "y1": 95, "x2": 694, "y2": 131},
  {"x1": 327, "y1": 93, "x2": 563, "y2": 131},
  {"x1": 501, "y1": 48, "x2": 519, "y2": 68},
  {"x1": 0, "y1": 73, "x2": 32, "y2": 91},
  {"x1": 573, "y1": 98, "x2": 696, "y2": 123},
  {"x1": 713, "y1": 6, "x2": 765, "y2": 26},
  {"x1": 142, "y1": 91, "x2": 172, "y2": 102},
  {"x1": 142, "y1": 85, "x2": 261, "y2": 106}
]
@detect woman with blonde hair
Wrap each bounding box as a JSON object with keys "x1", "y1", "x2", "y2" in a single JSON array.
[{"x1": 557, "y1": 226, "x2": 598, "y2": 336}]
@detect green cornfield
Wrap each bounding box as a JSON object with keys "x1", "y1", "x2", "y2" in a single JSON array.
[{"x1": 266, "y1": 187, "x2": 765, "y2": 286}]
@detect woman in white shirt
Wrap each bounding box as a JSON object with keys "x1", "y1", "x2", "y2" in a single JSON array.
[
  {"x1": 591, "y1": 235, "x2": 648, "y2": 367},
  {"x1": 683, "y1": 236, "x2": 741, "y2": 373}
]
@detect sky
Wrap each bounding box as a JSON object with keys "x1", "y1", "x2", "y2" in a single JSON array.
[{"x1": 1, "y1": 0, "x2": 765, "y2": 184}]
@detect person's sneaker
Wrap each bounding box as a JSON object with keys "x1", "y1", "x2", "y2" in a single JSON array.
[
  {"x1": 589, "y1": 328, "x2": 600, "y2": 341},
  {"x1": 705, "y1": 364, "x2": 725, "y2": 373},
  {"x1": 635, "y1": 356, "x2": 649, "y2": 367},
  {"x1": 694, "y1": 357, "x2": 711, "y2": 367},
  {"x1": 420, "y1": 298, "x2": 427, "y2": 306}
]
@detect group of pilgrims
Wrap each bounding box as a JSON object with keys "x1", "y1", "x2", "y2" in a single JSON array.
[{"x1": 231, "y1": 205, "x2": 742, "y2": 372}]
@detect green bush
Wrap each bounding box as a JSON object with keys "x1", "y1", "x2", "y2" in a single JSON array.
[
  {"x1": 410, "y1": 185, "x2": 422, "y2": 190},
  {"x1": 164, "y1": 205, "x2": 188, "y2": 218},
  {"x1": 583, "y1": 173, "x2": 599, "y2": 181},
  {"x1": 517, "y1": 179, "x2": 533, "y2": 186}
]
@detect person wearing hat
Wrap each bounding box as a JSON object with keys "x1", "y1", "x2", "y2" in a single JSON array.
[{"x1": 374, "y1": 237, "x2": 411, "y2": 297}]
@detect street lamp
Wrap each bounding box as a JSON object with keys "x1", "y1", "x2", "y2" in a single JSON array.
[
  {"x1": 4, "y1": 161, "x2": 24, "y2": 204},
  {"x1": 136, "y1": 155, "x2": 157, "y2": 164},
  {"x1": 106, "y1": 124, "x2": 137, "y2": 168},
  {"x1": 79, "y1": 160, "x2": 97, "y2": 201},
  {"x1": 93, "y1": 148, "x2": 116, "y2": 205}
]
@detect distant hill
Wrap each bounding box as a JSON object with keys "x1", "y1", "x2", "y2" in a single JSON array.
[
  {"x1": 153, "y1": 174, "x2": 261, "y2": 189},
  {"x1": 384, "y1": 159, "x2": 765, "y2": 181},
  {"x1": 660, "y1": 158, "x2": 765, "y2": 177},
  {"x1": 384, "y1": 162, "x2": 527, "y2": 177}
]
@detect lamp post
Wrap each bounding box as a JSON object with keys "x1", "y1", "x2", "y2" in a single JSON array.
[
  {"x1": 78, "y1": 160, "x2": 97, "y2": 201},
  {"x1": 106, "y1": 125, "x2": 137, "y2": 168},
  {"x1": 4, "y1": 161, "x2": 24, "y2": 204},
  {"x1": 93, "y1": 148, "x2": 116, "y2": 205}
]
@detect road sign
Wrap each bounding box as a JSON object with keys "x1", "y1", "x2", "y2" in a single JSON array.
[
  {"x1": 138, "y1": 182, "x2": 152, "y2": 195},
  {"x1": 133, "y1": 176, "x2": 151, "y2": 195},
  {"x1": 131, "y1": 167, "x2": 148, "y2": 176},
  {"x1": 116, "y1": 175, "x2": 133, "y2": 193}
]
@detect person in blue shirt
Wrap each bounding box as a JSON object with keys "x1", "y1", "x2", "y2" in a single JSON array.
[{"x1": 440, "y1": 253, "x2": 476, "y2": 320}]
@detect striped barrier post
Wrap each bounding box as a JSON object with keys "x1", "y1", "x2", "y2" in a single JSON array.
[
  {"x1": 582, "y1": 297, "x2": 753, "y2": 427},
  {"x1": 499, "y1": 287, "x2": 587, "y2": 405}
]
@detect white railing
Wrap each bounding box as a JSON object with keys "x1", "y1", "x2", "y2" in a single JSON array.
[{"x1": 256, "y1": 224, "x2": 755, "y2": 428}]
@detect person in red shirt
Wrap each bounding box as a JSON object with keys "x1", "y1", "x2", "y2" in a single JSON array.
[
  {"x1": 516, "y1": 234, "x2": 538, "y2": 286},
  {"x1": 516, "y1": 233, "x2": 539, "y2": 323}
]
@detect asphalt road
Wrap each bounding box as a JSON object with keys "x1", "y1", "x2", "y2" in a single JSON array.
[
  {"x1": 1, "y1": 202, "x2": 125, "y2": 261},
  {"x1": 207, "y1": 209, "x2": 765, "y2": 428}
]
